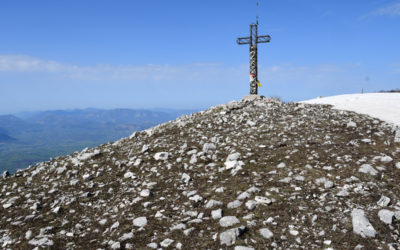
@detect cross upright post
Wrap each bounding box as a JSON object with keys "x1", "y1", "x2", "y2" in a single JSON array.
[{"x1": 237, "y1": 23, "x2": 271, "y2": 95}]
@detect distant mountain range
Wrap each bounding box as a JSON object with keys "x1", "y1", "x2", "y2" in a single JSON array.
[
  {"x1": 0, "y1": 133, "x2": 15, "y2": 143},
  {"x1": 0, "y1": 108, "x2": 197, "y2": 173}
]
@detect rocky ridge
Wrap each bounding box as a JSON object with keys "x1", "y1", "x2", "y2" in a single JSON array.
[{"x1": 1, "y1": 98, "x2": 400, "y2": 249}]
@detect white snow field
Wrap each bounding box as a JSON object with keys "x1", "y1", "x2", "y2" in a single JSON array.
[{"x1": 301, "y1": 93, "x2": 400, "y2": 127}]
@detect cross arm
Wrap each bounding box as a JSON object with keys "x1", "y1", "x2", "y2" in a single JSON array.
[
  {"x1": 236, "y1": 37, "x2": 251, "y2": 45},
  {"x1": 256, "y1": 35, "x2": 271, "y2": 43}
]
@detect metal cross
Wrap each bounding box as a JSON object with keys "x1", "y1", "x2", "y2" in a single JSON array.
[{"x1": 237, "y1": 23, "x2": 271, "y2": 95}]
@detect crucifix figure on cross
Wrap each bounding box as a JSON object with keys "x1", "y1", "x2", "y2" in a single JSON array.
[{"x1": 237, "y1": 23, "x2": 271, "y2": 95}]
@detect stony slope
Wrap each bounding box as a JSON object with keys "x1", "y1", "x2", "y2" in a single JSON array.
[{"x1": 1, "y1": 98, "x2": 400, "y2": 249}]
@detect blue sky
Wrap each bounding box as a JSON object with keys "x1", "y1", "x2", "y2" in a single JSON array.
[{"x1": 0, "y1": 0, "x2": 399, "y2": 114}]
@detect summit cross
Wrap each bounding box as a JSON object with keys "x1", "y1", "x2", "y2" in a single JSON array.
[{"x1": 237, "y1": 23, "x2": 271, "y2": 95}]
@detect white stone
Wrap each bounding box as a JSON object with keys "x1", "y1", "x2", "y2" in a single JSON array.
[
  {"x1": 378, "y1": 209, "x2": 394, "y2": 225},
  {"x1": 185, "y1": 211, "x2": 198, "y2": 217},
  {"x1": 377, "y1": 195, "x2": 391, "y2": 207},
  {"x1": 2, "y1": 170, "x2": 10, "y2": 178},
  {"x1": 396, "y1": 162, "x2": 400, "y2": 169},
  {"x1": 160, "y1": 238, "x2": 174, "y2": 247},
  {"x1": 227, "y1": 200, "x2": 242, "y2": 209},
  {"x1": 380, "y1": 155, "x2": 393, "y2": 163},
  {"x1": 170, "y1": 223, "x2": 186, "y2": 230},
  {"x1": 189, "y1": 155, "x2": 197, "y2": 164},
  {"x1": 289, "y1": 230, "x2": 299, "y2": 236},
  {"x1": 205, "y1": 199, "x2": 222, "y2": 209},
  {"x1": 141, "y1": 144, "x2": 149, "y2": 153},
  {"x1": 395, "y1": 211, "x2": 400, "y2": 220},
  {"x1": 187, "y1": 149, "x2": 197, "y2": 155},
  {"x1": 220, "y1": 227, "x2": 246, "y2": 246},
  {"x1": 110, "y1": 241, "x2": 121, "y2": 249},
  {"x1": 181, "y1": 173, "x2": 191, "y2": 184},
  {"x1": 123, "y1": 171, "x2": 135, "y2": 179},
  {"x1": 235, "y1": 246, "x2": 255, "y2": 250},
  {"x1": 55, "y1": 166, "x2": 66, "y2": 175},
  {"x1": 336, "y1": 189, "x2": 349, "y2": 197},
  {"x1": 246, "y1": 120, "x2": 256, "y2": 126},
  {"x1": 183, "y1": 228, "x2": 195, "y2": 236},
  {"x1": 147, "y1": 242, "x2": 158, "y2": 249},
  {"x1": 82, "y1": 173, "x2": 93, "y2": 181},
  {"x1": 237, "y1": 191, "x2": 251, "y2": 200},
  {"x1": 242, "y1": 94, "x2": 262, "y2": 101},
  {"x1": 53, "y1": 206, "x2": 62, "y2": 214},
  {"x1": 279, "y1": 177, "x2": 292, "y2": 183},
  {"x1": 351, "y1": 209, "x2": 377, "y2": 238},
  {"x1": 119, "y1": 232, "x2": 134, "y2": 241},
  {"x1": 2, "y1": 203, "x2": 12, "y2": 209},
  {"x1": 110, "y1": 221, "x2": 120, "y2": 230},
  {"x1": 358, "y1": 164, "x2": 378, "y2": 176},
  {"x1": 203, "y1": 143, "x2": 216, "y2": 152},
  {"x1": 186, "y1": 190, "x2": 197, "y2": 197},
  {"x1": 259, "y1": 228, "x2": 273, "y2": 239},
  {"x1": 189, "y1": 194, "x2": 203, "y2": 202},
  {"x1": 134, "y1": 158, "x2": 142, "y2": 166},
  {"x1": 140, "y1": 189, "x2": 151, "y2": 197},
  {"x1": 315, "y1": 177, "x2": 334, "y2": 189},
  {"x1": 226, "y1": 152, "x2": 241, "y2": 162},
  {"x1": 25, "y1": 230, "x2": 33, "y2": 240},
  {"x1": 245, "y1": 200, "x2": 257, "y2": 210},
  {"x1": 347, "y1": 121, "x2": 357, "y2": 128},
  {"x1": 246, "y1": 187, "x2": 260, "y2": 193},
  {"x1": 219, "y1": 216, "x2": 240, "y2": 227},
  {"x1": 277, "y1": 162, "x2": 286, "y2": 168},
  {"x1": 133, "y1": 217, "x2": 147, "y2": 227},
  {"x1": 212, "y1": 209, "x2": 222, "y2": 220},
  {"x1": 30, "y1": 202, "x2": 41, "y2": 211},
  {"x1": 28, "y1": 238, "x2": 54, "y2": 247},
  {"x1": 155, "y1": 211, "x2": 163, "y2": 218},
  {"x1": 255, "y1": 196, "x2": 272, "y2": 205},
  {"x1": 154, "y1": 152, "x2": 169, "y2": 161},
  {"x1": 294, "y1": 175, "x2": 305, "y2": 181},
  {"x1": 224, "y1": 160, "x2": 240, "y2": 170}
]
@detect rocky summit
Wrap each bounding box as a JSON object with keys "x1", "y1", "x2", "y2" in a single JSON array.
[{"x1": 1, "y1": 98, "x2": 400, "y2": 249}]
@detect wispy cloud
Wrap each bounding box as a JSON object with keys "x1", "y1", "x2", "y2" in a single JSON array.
[
  {"x1": 0, "y1": 55, "x2": 231, "y2": 82},
  {"x1": 0, "y1": 54, "x2": 373, "y2": 100},
  {"x1": 0, "y1": 55, "x2": 69, "y2": 72},
  {"x1": 259, "y1": 63, "x2": 359, "y2": 81},
  {"x1": 368, "y1": 2, "x2": 400, "y2": 17}
]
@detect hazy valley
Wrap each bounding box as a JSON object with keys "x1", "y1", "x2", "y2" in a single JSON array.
[{"x1": 0, "y1": 108, "x2": 196, "y2": 173}]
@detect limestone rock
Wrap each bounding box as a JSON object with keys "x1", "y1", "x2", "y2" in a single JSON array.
[
  {"x1": 219, "y1": 216, "x2": 240, "y2": 227},
  {"x1": 358, "y1": 164, "x2": 378, "y2": 176},
  {"x1": 378, "y1": 209, "x2": 394, "y2": 225},
  {"x1": 351, "y1": 209, "x2": 377, "y2": 238},
  {"x1": 219, "y1": 226, "x2": 247, "y2": 246},
  {"x1": 227, "y1": 200, "x2": 242, "y2": 209},
  {"x1": 377, "y1": 196, "x2": 391, "y2": 207},
  {"x1": 211, "y1": 209, "x2": 222, "y2": 220},
  {"x1": 154, "y1": 152, "x2": 169, "y2": 161},
  {"x1": 133, "y1": 217, "x2": 147, "y2": 227},
  {"x1": 259, "y1": 228, "x2": 273, "y2": 239},
  {"x1": 205, "y1": 199, "x2": 222, "y2": 209},
  {"x1": 160, "y1": 238, "x2": 174, "y2": 248}
]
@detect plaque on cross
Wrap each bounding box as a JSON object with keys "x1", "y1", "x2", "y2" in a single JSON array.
[{"x1": 237, "y1": 23, "x2": 271, "y2": 95}]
